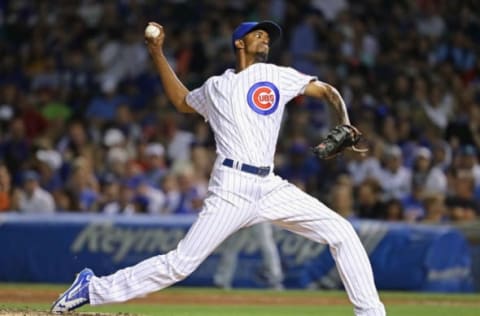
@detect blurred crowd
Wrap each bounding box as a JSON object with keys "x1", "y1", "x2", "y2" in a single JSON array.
[{"x1": 0, "y1": 0, "x2": 479, "y2": 223}]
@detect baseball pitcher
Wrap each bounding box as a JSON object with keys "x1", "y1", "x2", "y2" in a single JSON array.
[{"x1": 51, "y1": 20, "x2": 386, "y2": 316}]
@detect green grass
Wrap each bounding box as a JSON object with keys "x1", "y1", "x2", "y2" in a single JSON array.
[
  {"x1": 1, "y1": 284, "x2": 479, "y2": 315},
  {"x1": 1, "y1": 303, "x2": 350, "y2": 316},
  {"x1": 2, "y1": 302, "x2": 480, "y2": 316}
]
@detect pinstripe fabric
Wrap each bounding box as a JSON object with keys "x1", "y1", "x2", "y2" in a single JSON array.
[
  {"x1": 89, "y1": 63, "x2": 385, "y2": 315},
  {"x1": 186, "y1": 64, "x2": 315, "y2": 166},
  {"x1": 89, "y1": 158, "x2": 259, "y2": 305},
  {"x1": 89, "y1": 159, "x2": 385, "y2": 315},
  {"x1": 257, "y1": 175, "x2": 385, "y2": 315}
]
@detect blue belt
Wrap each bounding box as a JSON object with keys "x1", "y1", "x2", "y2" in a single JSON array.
[{"x1": 222, "y1": 158, "x2": 271, "y2": 177}]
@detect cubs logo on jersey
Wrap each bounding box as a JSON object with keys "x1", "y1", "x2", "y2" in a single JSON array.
[{"x1": 246, "y1": 81, "x2": 279, "y2": 115}]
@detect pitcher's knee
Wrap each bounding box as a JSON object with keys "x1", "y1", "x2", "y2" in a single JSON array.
[
  {"x1": 329, "y1": 217, "x2": 360, "y2": 245},
  {"x1": 162, "y1": 250, "x2": 201, "y2": 282},
  {"x1": 169, "y1": 262, "x2": 194, "y2": 281}
]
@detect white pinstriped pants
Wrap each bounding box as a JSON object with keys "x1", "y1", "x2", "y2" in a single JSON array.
[{"x1": 89, "y1": 157, "x2": 386, "y2": 316}]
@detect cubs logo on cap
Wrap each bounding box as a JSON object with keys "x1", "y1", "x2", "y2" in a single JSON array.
[{"x1": 246, "y1": 81, "x2": 279, "y2": 115}]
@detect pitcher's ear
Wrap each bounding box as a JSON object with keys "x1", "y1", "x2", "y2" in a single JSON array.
[{"x1": 234, "y1": 39, "x2": 245, "y2": 49}]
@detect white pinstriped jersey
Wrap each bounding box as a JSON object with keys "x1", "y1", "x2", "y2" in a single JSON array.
[{"x1": 186, "y1": 63, "x2": 316, "y2": 166}]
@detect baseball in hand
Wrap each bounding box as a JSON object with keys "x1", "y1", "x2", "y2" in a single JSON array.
[{"x1": 145, "y1": 24, "x2": 160, "y2": 38}]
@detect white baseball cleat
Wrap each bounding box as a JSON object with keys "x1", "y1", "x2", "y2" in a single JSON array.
[{"x1": 50, "y1": 268, "x2": 94, "y2": 313}]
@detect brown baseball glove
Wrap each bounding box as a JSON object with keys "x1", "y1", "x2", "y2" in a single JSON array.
[{"x1": 312, "y1": 124, "x2": 368, "y2": 159}]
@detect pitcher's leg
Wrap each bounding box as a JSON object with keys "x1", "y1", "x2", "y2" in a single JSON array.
[
  {"x1": 260, "y1": 182, "x2": 385, "y2": 316},
  {"x1": 89, "y1": 197, "x2": 253, "y2": 305},
  {"x1": 319, "y1": 218, "x2": 385, "y2": 316}
]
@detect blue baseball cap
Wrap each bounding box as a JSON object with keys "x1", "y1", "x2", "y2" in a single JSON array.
[{"x1": 231, "y1": 21, "x2": 282, "y2": 50}]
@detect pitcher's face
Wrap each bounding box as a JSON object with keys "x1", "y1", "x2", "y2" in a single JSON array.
[{"x1": 243, "y1": 29, "x2": 270, "y2": 61}]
